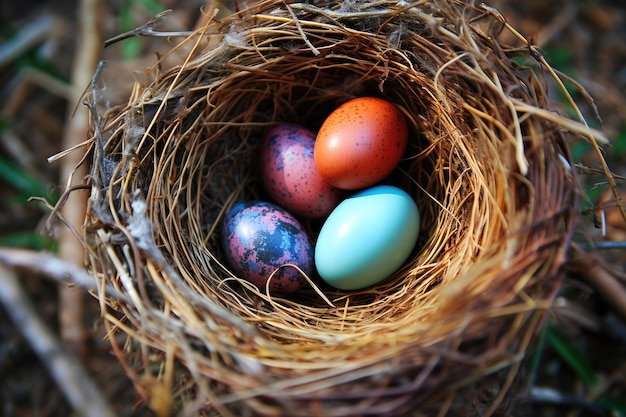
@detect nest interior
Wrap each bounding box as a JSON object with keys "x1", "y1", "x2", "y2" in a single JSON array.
[{"x1": 81, "y1": 0, "x2": 595, "y2": 415}]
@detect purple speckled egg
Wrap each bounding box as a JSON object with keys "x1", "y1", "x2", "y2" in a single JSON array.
[
  {"x1": 221, "y1": 201, "x2": 314, "y2": 293},
  {"x1": 260, "y1": 123, "x2": 343, "y2": 219}
]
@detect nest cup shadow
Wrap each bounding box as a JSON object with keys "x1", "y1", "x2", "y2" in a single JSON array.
[{"x1": 78, "y1": 0, "x2": 603, "y2": 415}]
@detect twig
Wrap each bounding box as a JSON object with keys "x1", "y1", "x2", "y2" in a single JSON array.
[
  {"x1": 569, "y1": 244, "x2": 626, "y2": 322},
  {"x1": 57, "y1": 0, "x2": 102, "y2": 355},
  {"x1": 103, "y1": 10, "x2": 192, "y2": 48},
  {"x1": 284, "y1": 3, "x2": 320, "y2": 56},
  {"x1": 0, "y1": 248, "x2": 130, "y2": 302},
  {"x1": 0, "y1": 264, "x2": 116, "y2": 417}
]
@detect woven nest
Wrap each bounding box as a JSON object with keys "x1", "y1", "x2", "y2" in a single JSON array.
[{"x1": 75, "y1": 0, "x2": 609, "y2": 416}]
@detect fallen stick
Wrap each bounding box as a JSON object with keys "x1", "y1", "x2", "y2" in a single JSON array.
[
  {"x1": 0, "y1": 264, "x2": 115, "y2": 417},
  {"x1": 569, "y1": 244, "x2": 626, "y2": 322},
  {"x1": 58, "y1": 0, "x2": 102, "y2": 355},
  {"x1": 0, "y1": 248, "x2": 130, "y2": 302}
]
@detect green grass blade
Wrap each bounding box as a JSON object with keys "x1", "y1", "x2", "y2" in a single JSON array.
[
  {"x1": 545, "y1": 324, "x2": 597, "y2": 386},
  {"x1": 528, "y1": 319, "x2": 549, "y2": 381},
  {"x1": 597, "y1": 398, "x2": 626, "y2": 417},
  {"x1": 611, "y1": 127, "x2": 626, "y2": 155},
  {"x1": 0, "y1": 232, "x2": 57, "y2": 251},
  {"x1": 0, "y1": 156, "x2": 50, "y2": 201}
]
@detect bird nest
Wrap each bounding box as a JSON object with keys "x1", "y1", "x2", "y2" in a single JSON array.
[{"x1": 70, "y1": 0, "x2": 609, "y2": 415}]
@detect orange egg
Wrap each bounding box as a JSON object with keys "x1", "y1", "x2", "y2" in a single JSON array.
[{"x1": 314, "y1": 97, "x2": 408, "y2": 190}]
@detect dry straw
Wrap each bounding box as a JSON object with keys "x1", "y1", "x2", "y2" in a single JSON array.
[{"x1": 67, "y1": 0, "x2": 613, "y2": 415}]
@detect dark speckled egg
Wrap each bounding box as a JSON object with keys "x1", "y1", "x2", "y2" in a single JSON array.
[
  {"x1": 221, "y1": 201, "x2": 314, "y2": 293},
  {"x1": 260, "y1": 123, "x2": 343, "y2": 219}
]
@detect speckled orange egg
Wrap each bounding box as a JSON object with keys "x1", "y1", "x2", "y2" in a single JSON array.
[{"x1": 314, "y1": 97, "x2": 408, "y2": 190}]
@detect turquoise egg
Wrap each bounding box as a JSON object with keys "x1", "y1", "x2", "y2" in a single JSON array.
[{"x1": 315, "y1": 185, "x2": 420, "y2": 290}]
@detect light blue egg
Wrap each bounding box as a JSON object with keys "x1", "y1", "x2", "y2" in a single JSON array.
[{"x1": 315, "y1": 185, "x2": 420, "y2": 290}]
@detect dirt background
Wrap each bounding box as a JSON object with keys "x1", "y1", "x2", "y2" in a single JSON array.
[{"x1": 1, "y1": 0, "x2": 625, "y2": 416}]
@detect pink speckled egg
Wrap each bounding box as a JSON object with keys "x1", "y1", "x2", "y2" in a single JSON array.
[
  {"x1": 314, "y1": 97, "x2": 408, "y2": 190},
  {"x1": 260, "y1": 123, "x2": 343, "y2": 219},
  {"x1": 221, "y1": 201, "x2": 314, "y2": 293}
]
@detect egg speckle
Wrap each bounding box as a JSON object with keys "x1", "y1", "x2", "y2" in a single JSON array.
[
  {"x1": 260, "y1": 124, "x2": 343, "y2": 218},
  {"x1": 314, "y1": 97, "x2": 408, "y2": 190},
  {"x1": 221, "y1": 201, "x2": 314, "y2": 293}
]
